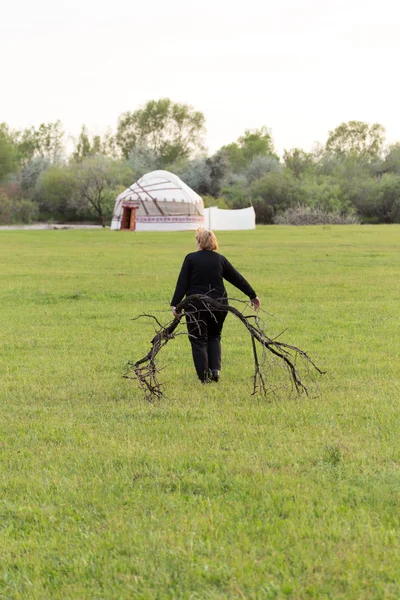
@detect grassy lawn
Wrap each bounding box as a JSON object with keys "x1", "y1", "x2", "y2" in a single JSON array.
[{"x1": 0, "y1": 225, "x2": 399, "y2": 599}]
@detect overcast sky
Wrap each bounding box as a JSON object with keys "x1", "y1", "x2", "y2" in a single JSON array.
[{"x1": 1, "y1": 0, "x2": 400, "y2": 156}]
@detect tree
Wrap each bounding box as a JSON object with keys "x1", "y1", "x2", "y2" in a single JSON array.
[
  {"x1": 72, "y1": 126, "x2": 118, "y2": 162},
  {"x1": 20, "y1": 157, "x2": 50, "y2": 199},
  {"x1": 0, "y1": 192, "x2": 38, "y2": 225},
  {"x1": 205, "y1": 151, "x2": 230, "y2": 197},
  {"x1": 36, "y1": 165, "x2": 76, "y2": 219},
  {"x1": 220, "y1": 174, "x2": 249, "y2": 209},
  {"x1": 172, "y1": 157, "x2": 212, "y2": 196},
  {"x1": 283, "y1": 148, "x2": 315, "y2": 178},
  {"x1": 249, "y1": 171, "x2": 302, "y2": 223},
  {"x1": 72, "y1": 126, "x2": 95, "y2": 162},
  {"x1": 220, "y1": 127, "x2": 277, "y2": 172},
  {"x1": 349, "y1": 174, "x2": 400, "y2": 224},
  {"x1": 383, "y1": 143, "x2": 400, "y2": 175},
  {"x1": 243, "y1": 155, "x2": 282, "y2": 183},
  {"x1": 126, "y1": 144, "x2": 161, "y2": 181},
  {"x1": 116, "y1": 98, "x2": 206, "y2": 163},
  {"x1": 0, "y1": 125, "x2": 17, "y2": 182},
  {"x1": 68, "y1": 157, "x2": 131, "y2": 226},
  {"x1": 170, "y1": 150, "x2": 229, "y2": 197},
  {"x1": 325, "y1": 121, "x2": 385, "y2": 162},
  {"x1": 15, "y1": 121, "x2": 65, "y2": 164},
  {"x1": 297, "y1": 176, "x2": 353, "y2": 214}
]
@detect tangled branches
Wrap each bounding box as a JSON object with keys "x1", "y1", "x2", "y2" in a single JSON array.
[{"x1": 125, "y1": 295, "x2": 325, "y2": 401}]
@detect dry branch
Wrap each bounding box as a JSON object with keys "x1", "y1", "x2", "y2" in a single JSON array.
[{"x1": 125, "y1": 294, "x2": 325, "y2": 401}]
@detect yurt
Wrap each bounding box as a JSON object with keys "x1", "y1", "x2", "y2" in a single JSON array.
[{"x1": 111, "y1": 170, "x2": 204, "y2": 232}]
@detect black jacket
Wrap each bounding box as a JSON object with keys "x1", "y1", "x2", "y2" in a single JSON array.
[{"x1": 171, "y1": 250, "x2": 257, "y2": 307}]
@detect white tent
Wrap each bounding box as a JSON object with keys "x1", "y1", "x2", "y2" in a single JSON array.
[
  {"x1": 111, "y1": 170, "x2": 204, "y2": 232},
  {"x1": 204, "y1": 206, "x2": 256, "y2": 230}
]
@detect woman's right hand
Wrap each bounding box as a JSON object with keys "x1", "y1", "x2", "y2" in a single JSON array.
[
  {"x1": 251, "y1": 297, "x2": 261, "y2": 310},
  {"x1": 171, "y1": 306, "x2": 182, "y2": 318}
]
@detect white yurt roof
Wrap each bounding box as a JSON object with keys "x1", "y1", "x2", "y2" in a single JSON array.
[{"x1": 115, "y1": 170, "x2": 203, "y2": 206}]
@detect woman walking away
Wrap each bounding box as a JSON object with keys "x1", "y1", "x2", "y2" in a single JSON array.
[{"x1": 170, "y1": 228, "x2": 261, "y2": 383}]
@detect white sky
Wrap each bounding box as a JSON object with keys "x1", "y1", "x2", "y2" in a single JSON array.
[{"x1": 1, "y1": 0, "x2": 400, "y2": 156}]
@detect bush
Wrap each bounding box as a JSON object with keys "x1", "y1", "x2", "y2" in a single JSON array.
[
  {"x1": 202, "y1": 195, "x2": 229, "y2": 209},
  {"x1": 298, "y1": 175, "x2": 353, "y2": 214},
  {"x1": 36, "y1": 165, "x2": 76, "y2": 220},
  {"x1": 0, "y1": 193, "x2": 12, "y2": 223},
  {"x1": 350, "y1": 175, "x2": 400, "y2": 223},
  {"x1": 273, "y1": 205, "x2": 360, "y2": 225},
  {"x1": 242, "y1": 155, "x2": 282, "y2": 183},
  {"x1": 250, "y1": 172, "x2": 302, "y2": 223},
  {"x1": 20, "y1": 157, "x2": 50, "y2": 199},
  {"x1": 0, "y1": 194, "x2": 39, "y2": 224},
  {"x1": 15, "y1": 199, "x2": 39, "y2": 223}
]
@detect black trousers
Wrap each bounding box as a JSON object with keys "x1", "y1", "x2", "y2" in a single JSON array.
[{"x1": 185, "y1": 305, "x2": 227, "y2": 381}]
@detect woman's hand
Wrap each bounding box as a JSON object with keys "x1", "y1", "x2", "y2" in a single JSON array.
[
  {"x1": 251, "y1": 297, "x2": 261, "y2": 310},
  {"x1": 171, "y1": 306, "x2": 181, "y2": 318}
]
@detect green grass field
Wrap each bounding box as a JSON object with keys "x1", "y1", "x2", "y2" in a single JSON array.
[{"x1": 0, "y1": 225, "x2": 399, "y2": 599}]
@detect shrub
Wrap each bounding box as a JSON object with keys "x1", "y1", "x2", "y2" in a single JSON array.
[
  {"x1": 243, "y1": 155, "x2": 282, "y2": 183},
  {"x1": 273, "y1": 205, "x2": 360, "y2": 225},
  {"x1": 202, "y1": 195, "x2": 229, "y2": 209},
  {"x1": 250, "y1": 172, "x2": 302, "y2": 223},
  {"x1": 0, "y1": 193, "x2": 39, "y2": 224},
  {"x1": 351, "y1": 175, "x2": 400, "y2": 224},
  {"x1": 14, "y1": 199, "x2": 39, "y2": 223},
  {"x1": 0, "y1": 193, "x2": 12, "y2": 224}
]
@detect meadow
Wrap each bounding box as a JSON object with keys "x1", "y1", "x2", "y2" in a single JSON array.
[{"x1": 0, "y1": 225, "x2": 399, "y2": 599}]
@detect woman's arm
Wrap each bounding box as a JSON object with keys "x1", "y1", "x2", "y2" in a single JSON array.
[
  {"x1": 170, "y1": 255, "x2": 191, "y2": 311},
  {"x1": 222, "y1": 256, "x2": 260, "y2": 308}
]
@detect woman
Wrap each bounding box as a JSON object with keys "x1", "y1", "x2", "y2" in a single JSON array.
[{"x1": 170, "y1": 228, "x2": 261, "y2": 383}]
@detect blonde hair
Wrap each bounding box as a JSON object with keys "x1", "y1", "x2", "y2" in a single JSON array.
[{"x1": 196, "y1": 228, "x2": 219, "y2": 252}]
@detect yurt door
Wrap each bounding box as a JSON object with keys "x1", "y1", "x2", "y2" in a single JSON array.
[
  {"x1": 121, "y1": 207, "x2": 137, "y2": 231},
  {"x1": 129, "y1": 208, "x2": 136, "y2": 231}
]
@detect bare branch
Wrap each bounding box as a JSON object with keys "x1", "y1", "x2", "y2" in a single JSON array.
[{"x1": 126, "y1": 295, "x2": 325, "y2": 401}]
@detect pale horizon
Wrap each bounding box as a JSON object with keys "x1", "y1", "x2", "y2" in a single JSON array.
[{"x1": 2, "y1": 0, "x2": 400, "y2": 157}]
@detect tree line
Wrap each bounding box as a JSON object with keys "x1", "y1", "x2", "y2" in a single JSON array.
[{"x1": 1, "y1": 98, "x2": 400, "y2": 226}]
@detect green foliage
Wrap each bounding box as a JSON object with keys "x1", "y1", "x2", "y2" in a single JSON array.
[
  {"x1": 283, "y1": 148, "x2": 315, "y2": 178},
  {"x1": 126, "y1": 144, "x2": 161, "y2": 181},
  {"x1": 20, "y1": 157, "x2": 50, "y2": 201},
  {"x1": 171, "y1": 152, "x2": 229, "y2": 198},
  {"x1": 72, "y1": 126, "x2": 118, "y2": 162},
  {"x1": 220, "y1": 178, "x2": 249, "y2": 208},
  {"x1": 0, "y1": 193, "x2": 13, "y2": 223},
  {"x1": 250, "y1": 171, "x2": 301, "y2": 223},
  {"x1": 36, "y1": 165, "x2": 76, "y2": 220},
  {"x1": 350, "y1": 174, "x2": 400, "y2": 223},
  {"x1": 14, "y1": 120, "x2": 65, "y2": 164},
  {"x1": 72, "y1": 125, "x2": 95, "y2": 161},
  {"x1": 0, "y1": 227, "x2": 399, "y2": 598},
  {"x1": 36, "y1": 159, "x2": 131, "y2": 224},
  {"x1": 2, "y1": 115, "x2": 400, "y2": 225},
  {"x1": 221, "y1": 126, "x2": 277, "y2": 172},
  {"x1": 0, "y1": 124, "x2": 17, "y2": 182},
  {"x1": 0, "y1": 193, "x2": 38, "y2": 224},
  {"x1": 202, "y1": 195, "x2": 229, "y2": 209},
  {"x1": 325, "y1": 120, "x2": 385, "y2": 162},
  {"x1": 384, "y1": 142, "x2": 400, "y2": 175},
  {"x1": 116, "y1": 98, "x2": 206, "y2": 163},
  {"x1": 68, "y1": 157, "x2": 132, "y2": 226},
  {"x1": 243, "y1": 154, "x2": 282, "y2": 183},
  {"x1": 298, "y1": 175, "x2": 354, "y2": 214}
]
